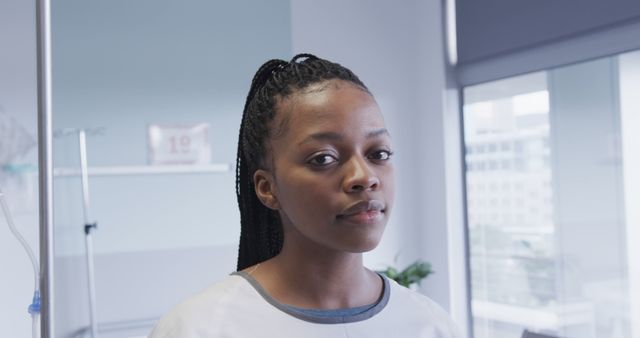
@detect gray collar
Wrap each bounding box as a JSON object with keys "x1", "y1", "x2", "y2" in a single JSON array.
[{"x1": 231, "y1": 270, "x2": 390, "y2": 324}]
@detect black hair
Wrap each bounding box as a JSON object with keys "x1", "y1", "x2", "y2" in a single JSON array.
[{"x1": 235, "y1": 53, "x2": 370, "y2": 271}]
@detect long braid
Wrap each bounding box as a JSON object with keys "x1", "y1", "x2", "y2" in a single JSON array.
[{"x1": 235, "y1": 54, "x2": 369, "y2": 271}]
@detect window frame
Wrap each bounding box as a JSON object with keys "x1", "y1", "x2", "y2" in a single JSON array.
[{"x1": 453, "y1": 19, "x2": 640, "y2": 338}]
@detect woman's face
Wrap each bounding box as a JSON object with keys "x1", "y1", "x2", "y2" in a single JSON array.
[{"x1": 255, "y1": 79, "x2": 395, "y2": 254}]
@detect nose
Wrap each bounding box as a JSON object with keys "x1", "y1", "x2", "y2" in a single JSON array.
[{"x1": 343, "y1": 156, "x2": 380, "y2": 193}]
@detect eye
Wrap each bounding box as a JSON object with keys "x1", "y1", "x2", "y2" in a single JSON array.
[
  {"x1": 308, "y1": 154, "x2": 338, "y2": 166},
  {"x1": 369, "y1": 149, "x2": 393, "y2": 161}
]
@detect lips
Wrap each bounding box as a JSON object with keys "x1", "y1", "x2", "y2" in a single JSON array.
[{"x1": 337, "y1": 200, "x2": 386, "y2": 224}]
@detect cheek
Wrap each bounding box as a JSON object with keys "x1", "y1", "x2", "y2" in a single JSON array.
[
  {"x1": 381, "y1": 164, "x2": 395, "y2": 192},
  {"x1": 380, "y1": 165, "x2": 396, "y2": 214},
  {"x1": 277, "y1": 174, "x2": 337, "y2": 220}
]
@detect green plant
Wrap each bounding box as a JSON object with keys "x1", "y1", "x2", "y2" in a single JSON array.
[{"x1": 379, "y1": 260, "x2": 433, "y2": 288}]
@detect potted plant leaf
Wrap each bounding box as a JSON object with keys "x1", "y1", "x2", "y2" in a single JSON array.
[{"x1": 378, "y1": 260, "x2": 433, "y2": 289}]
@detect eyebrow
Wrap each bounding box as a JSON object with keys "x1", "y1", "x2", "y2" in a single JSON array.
[{"x1": 298, "y1": 128, "x2": 390, "y2": 145}]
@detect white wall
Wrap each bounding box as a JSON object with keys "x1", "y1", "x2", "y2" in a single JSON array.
[{"x1": 0, "y1": 1, "x2": 40, "y2": 338}]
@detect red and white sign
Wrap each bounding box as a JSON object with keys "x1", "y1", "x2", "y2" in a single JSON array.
[{"x1": 148, "y1": 123, "x2": 211, "y2": 165}]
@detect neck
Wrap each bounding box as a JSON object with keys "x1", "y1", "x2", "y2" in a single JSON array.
[{"x1": 250, "y1": 230, "x2": 381, "y2": 309}]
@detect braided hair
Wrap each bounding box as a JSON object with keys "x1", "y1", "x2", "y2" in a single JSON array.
[{"x1": 235, "y1": 53, "x2": 370, "y2": 271}]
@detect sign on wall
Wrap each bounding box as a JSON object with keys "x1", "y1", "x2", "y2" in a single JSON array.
[{"x1": 148, "y1": 123, "x2": 211, "y2": 165}]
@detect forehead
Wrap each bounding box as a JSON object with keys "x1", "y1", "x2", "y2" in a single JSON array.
[{"x1": 275, "y1": 80, "x2": 386, "y2": 140}]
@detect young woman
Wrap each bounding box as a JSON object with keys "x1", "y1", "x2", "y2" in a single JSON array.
[{"x1": 149, "y1": 54, "x2": 461, "y2": 338}]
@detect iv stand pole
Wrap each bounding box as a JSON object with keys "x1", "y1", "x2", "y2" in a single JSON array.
[
  {"x1": 36, "y1": 0, "x2": 54, "y2": 336},
  {"x1": 78, "y1": 130, "x2": 99, "y2": 338}
]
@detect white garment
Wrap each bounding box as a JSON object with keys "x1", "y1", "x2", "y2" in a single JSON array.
[{"x1": 148, "y1": 272, "x2": 461, "y2": 338}]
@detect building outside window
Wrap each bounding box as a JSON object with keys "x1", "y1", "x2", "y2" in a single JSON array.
[{"x1": 462, "y1": 50, "x2": 640, "y2": 338}]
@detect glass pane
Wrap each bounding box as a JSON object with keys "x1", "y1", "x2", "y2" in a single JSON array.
[
  {"x1": 463, "y1": 52, "x2": 639, "y2": 338},
  {"x1": 0, "y1": 35, "x2": 40, "y2": 336},
  {"x1": 50, "y1": 2, "x2": 292, "y2": 337}
]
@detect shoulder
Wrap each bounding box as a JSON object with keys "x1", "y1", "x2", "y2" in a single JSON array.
[
  {"x1": 384, "y1": 277, "x2": 463, "y2": 338},
  {"x1": 148, "y1": 274, "x2": 248, "y2": 338},
  {"x1": 386, "y1": 279, "x2": 451, "y2": 319}
]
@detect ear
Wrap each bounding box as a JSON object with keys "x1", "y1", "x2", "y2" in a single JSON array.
[{"x1": 253, "y1": 169, "x2": 280, "y2": 210}]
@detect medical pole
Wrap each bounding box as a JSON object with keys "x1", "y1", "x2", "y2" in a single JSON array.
[{"x1": 78, "y1": 130, "x2": 99, "y2": 338}]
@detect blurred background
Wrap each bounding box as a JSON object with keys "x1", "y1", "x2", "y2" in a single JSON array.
[{"x1": 1, "y1": 0, "x2": 639, "y2": 337}]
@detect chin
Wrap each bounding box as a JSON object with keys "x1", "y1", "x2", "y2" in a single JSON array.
[
  {"x1": 343, "y1": 233, "x2": 384, "y2": 253},
  {"x1": 353, "y1": 242, "x2": 381, "y2": 253}
]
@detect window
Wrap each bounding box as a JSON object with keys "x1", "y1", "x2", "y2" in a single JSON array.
[{"x1": 462, "y1": 50, "x2": 640, "y2": 338}]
